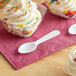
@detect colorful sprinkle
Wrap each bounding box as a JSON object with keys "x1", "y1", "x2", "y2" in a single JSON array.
[
  {"x1": 22, "y1": 28, "x2": 32, "y2": 35},
  {"x1": 64, "y1": 9, "x2": 76, "y2": 17},
  {"x1": 20, "y1": 14, "x2": 24, "y2": 16},
  {"x1": 7, "y1": 6, "x2": 17, "y2": 12},
  {"x1": 71, "y1": 11, "x2": 76, "y2": 15},
  {"x1": 28, "y1": 30, "x2": 32, "y2": 34},
  {"x1": 56, "y1": 2, "x2": 60, "y2": 5},
  {"x1": 28, "y1": 1, "x2": 31, "y2": 4},
  {"x1": 14, "y1": 9, "x2": 17, "y2": 12},
  {"x1": 68, "y1": 10, "x2": 71, "y2": 15},
  {"x1": 45, "y1": 0, "x2": 57, "y2": 6},
  {"x1": 27, "y1": 17, "x2": 39, "y2": 25},
  {"x1": 27, "y1": 21, "x2": 32, "y2": 24},
  {"x1": 51, "y1": 0, "x2": 55, "y2": 3},
  {"x1": 65, "y1": 10, "x2": 68, "y2": 15},
  {"x1": 18, "y1": 24, "x2": 24, "y2": 27},
  {"x1": 25, "y1": 1, "x2": 32, "y2": 8},
  {"x1": 73, "y1": 58, "x2": 76, "y2": 62},
  {"x1": 36, "y1": 16, "x2": 39, "y2": 20},
  {"x1": 27, "y1": 6, "x2": 30, "y2": 8}
]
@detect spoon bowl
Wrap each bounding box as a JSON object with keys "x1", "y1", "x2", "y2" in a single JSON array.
[
  {"x1": 18, "y1": 42, "x2": 37, "y2": 53},
  {"x1": 69, "y1": 24, "x2": 76, "y2": 35}
]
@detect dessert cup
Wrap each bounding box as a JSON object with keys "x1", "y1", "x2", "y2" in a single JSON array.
[
  {"x1": 64, "y1": 49, "x2": 76, "y2": 76},
  {"x1": 1, "y1": 3, "x2": 47, "y2": 37},
  {"x1": 45, "y1": 0, "x2": 76, "y2": 19}
]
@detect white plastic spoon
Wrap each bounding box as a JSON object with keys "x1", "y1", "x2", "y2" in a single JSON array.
[
  {"x1": 18, "y1": 30, "x2": 60, "y2": 54},
  {"x1": 69, "y1": 24, "x2": 76, "y2": 35}
]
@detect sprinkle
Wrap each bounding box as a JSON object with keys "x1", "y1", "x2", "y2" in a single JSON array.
[
  {"x1": 72, "y1": 11, "x2": 76, "y2": 14},
  {"x1": 27, "y1": 6, "x2": 30, "y2": 8},
  {"x1": 51, "y1": 0, "x2": 55, "y2": 3},
  {"x1": 26, "y1": 33, "x2": 29, "y2": 35},
  {"x1": 26, "y1": 3, "x2": 28, "y2": 5},
  {"x1": 56, "y1": 2, "x2": 60, "y2": 5},
  {"x1": 28, "y1": 1, "x2": 31, "y2": 4},
  {"x1": 7, "y1": 9, "x2": 10, "y2": 12},
  {"x1": 18, "y1": 24, "x2": 24, "y2": 27},
  {"x1": 22, "y1": 28, "x2": 32, "y2": 35},
  {"x1": 14, "y1": 9, "x2": 17, "y2": 12},
  {"x1": 27, "y1": 21, "x2": 31, "y2": 24},
  {"x1": 25, "y1": 1, "x2": 32, "y2": 8},
  {"x1": 22, "y1": 31, "x2": 26, "y2": 35},
  {"x1": 29, "y1": 4, "x2": 31, "y2": 6},
  {"x1": 65, "y1": 9, "x2": 68, "y2": 15},
  {"x1": 45, "y1": 1, "x2": 48, "y2": 3},
  {"x1": 49, "y1": 2, "x2": 52, "y2": 4},
  {"x1": 46, "y1": 0, "x2": 59, "y2": 6},
  {"x1": 28, "y1": 30, "x2": 32, "y2": 34},
  {"x1": 20, "y1": 14, "x2": 24, "y2": 16},
  {"x1": 7, "y1": 6, "x2": 15, "y2": 12},
  {"x1": 73, "y1": 58, "x2": 76, "y2": 62},
  {"x1": 12, "y1": 7, "x2": 14, "y2": 9},
  {"x1": 64, "y1": 9, "x2": 76, "y2": 17},
  {"x1": 68, "y1": 10, "x2": 71, "y2": 15},
  {"x1": 26, "y1": 28, "x2": 28, "y2": 32},
  {"x1": 47, "y1": 2, "x2": 50, "y2": 6},
  {"x1": 36, "y1": 16, "x2": 39, "y2": 20},
  {"x1": 71, "y1": 12, "x2": 74, "y2": 15},
  {"x1": 51, "y1": 0, "x2": 57, "y2": 3},
  {"x1": 25, "y1": 1, "x2": 27, "y2": 3}
]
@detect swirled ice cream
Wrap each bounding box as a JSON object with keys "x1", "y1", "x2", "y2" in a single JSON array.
[
  {"x1": 46, "y1": 0, "x2": 76, "y2": 19},
  {"x1": 64, "y1": 50, "x2": 76, "y2": 76},
  {"x1": 2, "y1": 0, "x2": 42, "y2": 37}
]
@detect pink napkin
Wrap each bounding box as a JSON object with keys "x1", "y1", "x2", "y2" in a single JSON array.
[{"x1": 0, "y1": 8, "x2": 76, "y2": 69}]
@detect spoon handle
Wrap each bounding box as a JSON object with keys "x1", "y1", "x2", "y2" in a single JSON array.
[{"x1": 35, "y1": 30, "x2": 60, "y2": 45}]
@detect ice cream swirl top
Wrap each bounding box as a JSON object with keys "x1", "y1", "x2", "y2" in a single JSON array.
[{"x1": 3, "y1": 0, "x2": 41, "y2": 27}]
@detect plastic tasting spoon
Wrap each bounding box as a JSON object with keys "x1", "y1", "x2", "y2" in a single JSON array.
[
  {"x1": 18, "y1": 30, "x2": 60, "y2": 54},
  {"x1": 68, "y1": 24, "x2": 76, "y2": 35}
]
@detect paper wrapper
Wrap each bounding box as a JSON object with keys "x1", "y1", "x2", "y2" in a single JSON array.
[
  {"x1": 45, "y1": 1, "x2": 76, "y2": 19},
  {"x1": 63, "y1": 49, "x2": 76, "y2": 76},
  {"x1": 0, "y1": 4, "x2": 47, "y2": 37}
]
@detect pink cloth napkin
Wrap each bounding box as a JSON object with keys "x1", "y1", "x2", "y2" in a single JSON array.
[{"x1": 0, "y1": 8, "x2": 76, "y2": 69}]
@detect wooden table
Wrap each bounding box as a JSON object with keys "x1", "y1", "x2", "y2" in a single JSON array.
[{"x1": 0, "y1": 0, "x2": 75, "y2": 76}]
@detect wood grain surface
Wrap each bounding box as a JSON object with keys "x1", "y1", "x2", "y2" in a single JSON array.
[{"x1": 0, "y1": 0, "x2": 75, "y2": 76}]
